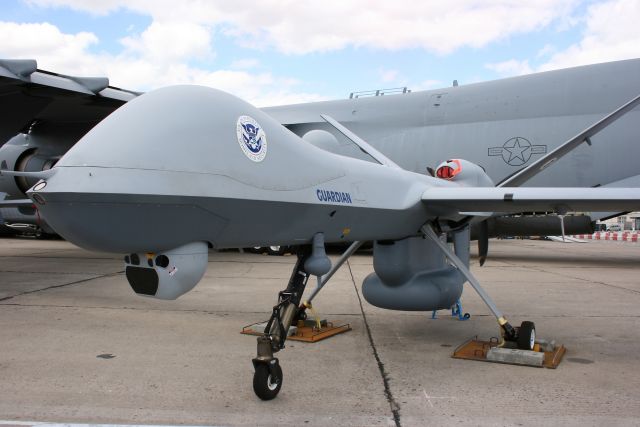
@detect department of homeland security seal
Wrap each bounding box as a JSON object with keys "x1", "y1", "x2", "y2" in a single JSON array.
[{"x1": 236, "y1": 115, "x2": 267, "y2": 162}]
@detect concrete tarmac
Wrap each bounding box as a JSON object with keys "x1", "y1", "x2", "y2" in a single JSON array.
[{"x1": 0, "y1": 237, "x2": 639, "y2": 426}]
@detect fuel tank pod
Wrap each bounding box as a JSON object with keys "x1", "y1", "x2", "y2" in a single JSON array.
[
  {"x1": 362, "y1": 236, "x2": 465, "y2": 311},
  {"x1": 124, "y1": 241, "x2": 208, "y2": 300}
]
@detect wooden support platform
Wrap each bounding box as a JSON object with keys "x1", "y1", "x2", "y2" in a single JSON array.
[
  {"x1": 241, "y1": 319, "x2": 351, "y2": 343},
  {"x1": 452, "y1": 336, "x2": 566, "y2": 369}
]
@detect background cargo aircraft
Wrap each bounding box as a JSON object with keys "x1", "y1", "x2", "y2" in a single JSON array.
[{"x1": 1, "y1": 58, "x2": 639, "y2": 241}]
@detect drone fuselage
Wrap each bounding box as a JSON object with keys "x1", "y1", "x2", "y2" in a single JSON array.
[{"x1": 28, "y1": 86, "x2": 455, "y2": 253}]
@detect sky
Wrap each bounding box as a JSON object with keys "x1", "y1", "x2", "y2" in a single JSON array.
[{"x1": 1, "y1": 0, "x2": 639, "y2": 106}]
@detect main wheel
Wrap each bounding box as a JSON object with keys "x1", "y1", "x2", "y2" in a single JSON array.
[
  {"x1": 253, "y1": 363, "x2": 283, "y2": 400},
  {"x1": 517, "y1": 321, "x2": 536, "y2": 350}
]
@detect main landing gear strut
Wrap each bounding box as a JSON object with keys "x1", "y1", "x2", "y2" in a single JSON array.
[
  {"x1": 422, "y1": 225, "x2": 536, "y2": 349},
  {"x1": 251, "y1": 247, "x2": 312, "y2": 400}
]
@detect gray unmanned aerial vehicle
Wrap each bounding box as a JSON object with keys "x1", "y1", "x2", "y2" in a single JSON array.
[{"x1": 3, "y1": 81, "x2": 640, "y2": 399}]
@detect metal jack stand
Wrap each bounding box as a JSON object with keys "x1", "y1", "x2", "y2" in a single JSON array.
[{"x1": 431, "y1": 299, "x2": 470, "y2": 320}]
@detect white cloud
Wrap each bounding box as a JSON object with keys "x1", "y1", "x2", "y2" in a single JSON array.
[
  {"x1": 485, "y1": 0, "x2": 640, "y2": 78},
  {"x1": 27, "y1": 0, "x2": 578, "y2": 54},
  {"x1": 485, "y1": 59, "x2": 533, "y2": 77},
  {"x1": 193, "y1": 69, "x2": 327, "y2": 106},
  {"x1": 15, "y1": 1, "x2": 640, "y2": 104},
  {"x1": 0, "y1": 20, "x2": 325, "y2": 106},
  {"x1": 378, "y1": 68, "x2": 400, "y2": 84},
  {"x1": 25, "y1": 0, "x2": 125, "y2": 15},
  {"x1": 413, "y1": 79, "x2": 444, "y2": 91},
  {"x1": 536, "y1": 44, "x2": 557, "y2": 58},
  {"x1": 230, "y1": 58, "x2": 260, "y2": 70},
  {"x1": 539, "y1": 0, "x2": 640, "y2": 71},
  {"x1": 0, "y1": 21, "x2": 97, "y2": 66},
  {"x1": 120, "y1": 21, "x2": 213, "y2": 63}
]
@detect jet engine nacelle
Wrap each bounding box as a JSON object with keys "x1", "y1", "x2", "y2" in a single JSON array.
[
  {"x1": 0, "y1": 133, "x2": 64, "y2": 197},
  {"x1": 362, "y1": 236, "x2": 466, "y2": 311},
  {"x1": 124, "y1": 242, "x2": 208, "y2": 300}
]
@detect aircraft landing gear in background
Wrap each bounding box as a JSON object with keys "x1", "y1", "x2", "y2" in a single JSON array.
[{"x1": 252, "y1": 248, "x2": 311, "y2": 400}]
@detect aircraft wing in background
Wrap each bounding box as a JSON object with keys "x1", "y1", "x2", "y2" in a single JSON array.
[
  {"x1": 0, "y1": 59, "x2": 138, "y2": 145},
  {"x1": 0, "y1": 198, "x2": 33, "y2": 208}
]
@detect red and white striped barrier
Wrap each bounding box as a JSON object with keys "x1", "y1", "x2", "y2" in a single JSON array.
[{"x1": 572, "y1": 232, "x2": 639, "y2": 242}]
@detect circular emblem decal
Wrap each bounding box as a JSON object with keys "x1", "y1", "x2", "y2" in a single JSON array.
[
  {"x1": 488, "y1": 137, "x2": 547, "y2": 167},
  {"x1": 236, "y1": 115, "x2": 267, "y2": 162}
]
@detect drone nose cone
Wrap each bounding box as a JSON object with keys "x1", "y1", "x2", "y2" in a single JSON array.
[{"x1": 26, "y1": 165, "x2": 228, "y2": 253}]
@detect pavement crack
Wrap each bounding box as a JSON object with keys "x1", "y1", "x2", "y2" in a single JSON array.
[
  {"x1": 0, "y1": 271, "x2": 124, "y2": 302},
  {"x1": 347, "y1": 260, "x2": 401, "y2": 427}
]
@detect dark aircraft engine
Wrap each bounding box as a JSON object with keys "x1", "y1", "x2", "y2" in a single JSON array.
[
  {"x1": 124, "y1": 242, "x2": 208, "y2": 300},
  {"x1": 471, "y1": 215, "x2": 595, "y2": 238},
  {"x1": 0, "y1": 134, "x2": 61, "y2": 196},
  {"x1": 362, "y1": 236, "x2": 466, "y2": 311}
]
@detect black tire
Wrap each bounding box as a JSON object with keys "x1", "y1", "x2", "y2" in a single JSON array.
[
  {"x1": 517, "y1": 321, "x2": 536, "y2": 350},
  {"x1": 267, "y1": 246, "x2": 286, "y2": 256},
  {"x1": 253, "y1": 363, "x2": 283, "y2": 400}
]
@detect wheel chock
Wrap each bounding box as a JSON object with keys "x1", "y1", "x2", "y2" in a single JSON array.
[
  {"x1": 452, "y1": 336, "x2": 566, "y2": 369},
  {"x1": 242, "y1": 319, "x2": 351, "y2": 343}
]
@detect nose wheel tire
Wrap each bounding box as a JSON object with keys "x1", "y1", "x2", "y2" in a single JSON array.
[
  {"x1": 253, "y1": 363, "x2": 283, "y2": 400},
  {"x1": 517, "y1": 321, "x2": 536, "y2": 350}
]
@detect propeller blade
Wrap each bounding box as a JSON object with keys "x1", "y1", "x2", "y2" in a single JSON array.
[
  {"x1": 478, "y1": 220, "x2": 489, "y2": 266},
  {"x1": 559, "y1": 214, "x2": 566, "y2": 242}
]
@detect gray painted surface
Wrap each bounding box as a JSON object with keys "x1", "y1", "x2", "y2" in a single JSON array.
[
  {"x1": 362, "y1": 236, "x2": 465, "y2": 311},
  {"x1": 20, "y1": 84, "x2": 640, "y2": 313},
  {"x1": 29, "y1": 84, "x2": 640, "y2": 257},
  {"x1": 30, "y1": 86, "x2": 456, "y2": 253},
  {"x1": 266, "y1": 59, "x2": 640, "y2": 189},
  {"x1": 2, "y1": 58, "x2": 640, "y2": 235}
]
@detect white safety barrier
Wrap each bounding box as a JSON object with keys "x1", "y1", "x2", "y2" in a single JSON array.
[{"x1": 572, "y1": 232, "x2": 639, "y2": 242}]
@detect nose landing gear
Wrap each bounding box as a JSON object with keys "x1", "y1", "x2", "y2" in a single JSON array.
[
  {"x1": 252, "y1": 337, "x2": 284, "y2": 400},
  {"x1": 251, "y1": 248, "x2": 311, "y2": 400}
]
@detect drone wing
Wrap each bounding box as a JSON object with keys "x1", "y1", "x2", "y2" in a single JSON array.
[{"x1": 422, "y1": 187, "x2": 640, "y2": 216}]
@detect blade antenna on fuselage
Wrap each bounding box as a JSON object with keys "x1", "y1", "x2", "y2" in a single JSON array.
[
  {"x1": 320, "y1": 114, "x2": 402, "y2": 169},
  {"x1": 498, "y1": 92, "x2": 640, "y2": 188}
]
